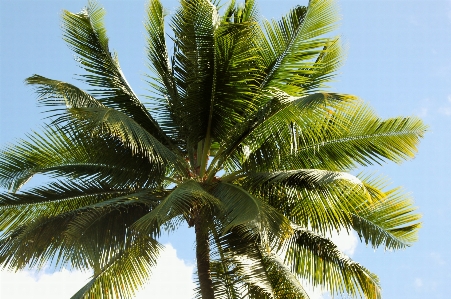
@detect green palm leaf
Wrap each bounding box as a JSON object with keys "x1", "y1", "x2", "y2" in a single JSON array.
[
  {"x1": 62, "y1": 0, "x2": 174, "y2": 147},
  {"x1": 242, "y1": 169, "x2": 369, "y2": 234},
  {"x1": 257, "y1": 0, "x2": 339, "y2": 94},
  {"x1": 170, "y1": 0, "x2": 219, "y2": 146},
  {"x1": 279, "y1": 101, "x2": 427, "y2": 171},
  {"x1": 26, "y1": 74, "x2": 104, "y2": 109},
  {"x1": 0, "y1": 180, "x2": 132, "y2": 231},
  {"x1": 0, "y1": 0, "x2": 426, "y2": 298},
  {"x1": 132, "y1": 180, "x2": 221, "y2": 236},
  {"x1": 0, "y1": 187, "x2": 160, "y2": 272},
  {"x1": 58, "y1": 107, "x2": 188, "y2": 175},
  {"x1": 212, "y1": 92, "x2": 354, "y2": 175},
  {"x1": 351, "y1": 177, "x2": 421, "y2": 250},
  {"x1": 70, "y1": 235, "x2": 162, "y2": 299},
  {"x1": 212, "y1": 181, "x2": 292, "y2": 238},
  {"x1": 0, "y1": 125, "x2": 165, "y2": 192},
  {"x1": 284, "y1": 227, "x2": 381, "y2": 299}
]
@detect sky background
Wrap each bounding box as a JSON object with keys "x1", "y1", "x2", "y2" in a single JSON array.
[{"x1": 1, "y1": 0, "x2": 450, "y2": 298}]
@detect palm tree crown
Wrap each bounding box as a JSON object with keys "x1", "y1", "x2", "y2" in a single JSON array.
[{"x1": 0, "y1": 0, "x2": 426, "y2": 298}]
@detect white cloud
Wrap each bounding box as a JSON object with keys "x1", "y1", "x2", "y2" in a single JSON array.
[
  {"x1": 438, "y1": 106, "x2": 451, "y2": 116},
  {"x1": 0, "y1": 244, "x2": 195, "y2": 299},
  {"x1": 0, "y1": 267, "x2": 91, "y2": 298},
  {"x1": 329, "y1": 229, "x2": 358, "y2": 257},
  {"x1": 135, "y1": 244, "x2": 195, "y2": 299}
]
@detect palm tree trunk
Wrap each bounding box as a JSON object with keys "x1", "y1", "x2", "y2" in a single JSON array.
[{"x1": 195, "y1": 216, "x2": 215, "y2": 299}]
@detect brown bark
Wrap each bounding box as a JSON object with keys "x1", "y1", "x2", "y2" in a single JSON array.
[{"x1": 195, "y1": 216, "x2": 215, "y2": 299}]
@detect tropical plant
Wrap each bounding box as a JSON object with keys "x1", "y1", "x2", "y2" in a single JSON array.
[{"x1": 0, "y1": 0, "x2": 426, "y2": 298}]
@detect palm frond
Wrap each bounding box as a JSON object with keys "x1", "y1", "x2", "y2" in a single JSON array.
[
  {"x1": 206, "y1": 15, "x2": 264, "y2": 145},
  {"x1": 242, "y1": 169, "x2": 369, "y2": 235},
  {"x1": 70, "y1": 235, "x2": 162, "y2": 299},
  {"x1": 132, "y1": 180, "x2": 221, "y2": 236},
  {"x1": 351, "y1": 176, "x2": 421, "y2": 250},
  {"x1": 26, "y1": 74, "x2": 104, "y2": 109},
  {"x1": 144, "y1": 0, "x2": 181, "y2": 142},
  {"x1": 212, "y1": 227, "x2": 310, "y2": 299},
  {"x1": 284, "y1": 227, "x2": 381, "y2": 299},
  {"x1": 0, "y1": 188, "x2": 161, "y2": 272},
  {"x1": 257, "y1": 0, "x2": 339, "y2": 94},
  {"x1": 216, "y1": 92, "x2": 355, "y2": 174},
  {"x1": 278, "y1": 101, "x2": 427, "y2": 171},
  {"x1": 212, "y1": 181, "x2": 292, "y2": 240},
  {"x1": 57, "y1": 107, "x2": 188, "y2": 175},
  {"x1": 170, "y1": 0, "x2": 219, "y2": 146},
  {"x1": 0, "y1": 180, "x2": 133, "y2": 232},
  {"x1": 0, "y1": 125, "x2": 165, "y2": 192},
  {"x1": 62, "y1": 1, "x2": 174, "y2": 147}
]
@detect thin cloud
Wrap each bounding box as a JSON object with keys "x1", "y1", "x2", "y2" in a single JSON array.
[
  {"x1": 437, "y1": 95, "x2": 451, "y2": 116},
  {"x1": 415, "y1": 278, "x2": 423, "y2": 288}
]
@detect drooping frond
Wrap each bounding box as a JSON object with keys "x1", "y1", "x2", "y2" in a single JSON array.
[
  {"x1": 284, "y1": 227, "x2": 381, "y2": 299},
  {"x1": 0, "y1": 186, "x2": 162, "y2": 272},
  {"x1": 241, "y1": 169, "x2": 370, "y2": 235},
  {"x1": 0, "y1": 180, "x2": 137, "y2": 232},
  {"x1": 350, "y1": 176, "x2": 421, "y2": 250},
  {"x1": 26, "y1": 74, "x2": 104, "y2": 109},
  {"x1": 209, "y1": 226, "x2": 311, "y2": 299},
  {"x1": 70, "y1": 235, "x2": 162, "y2": 299}
]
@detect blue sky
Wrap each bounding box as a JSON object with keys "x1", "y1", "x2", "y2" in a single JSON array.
[{"x1": 1, "y1": 0, "x2": 451, "y2": 298}]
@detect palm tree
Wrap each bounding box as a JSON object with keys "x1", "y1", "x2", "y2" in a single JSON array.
[{"x1": 0, "y1": 0, "x2": 425, "y2": 298}]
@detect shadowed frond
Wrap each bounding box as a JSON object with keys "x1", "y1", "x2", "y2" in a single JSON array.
[
  {"x1": 212, "y1": 181, "x2": 292, "y2": 239},
  {"x1": 0, "y1": 180, "x2": 137, "y2": 232},
  {"x1": 70, "y1": 235, "x2": 162, "y2": 299},
  {"x1": 57, "y1": 107, "x2": 188, "y2": 175},
  {"x1": 170, "y1": 0, "x2": 219, "y2": 146},
  {"x1": 0, "y1": 187, "x2": 161, "y2": 272},
  {"x1": 26, "y1": 74, "x2": 104, "y2": 109},
  {"x1": 0, "y1": 125, "x2": 165, "y2": 192},
  {"x1": 132, "y1": 180, "x2": 221, "y2": 236}
]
